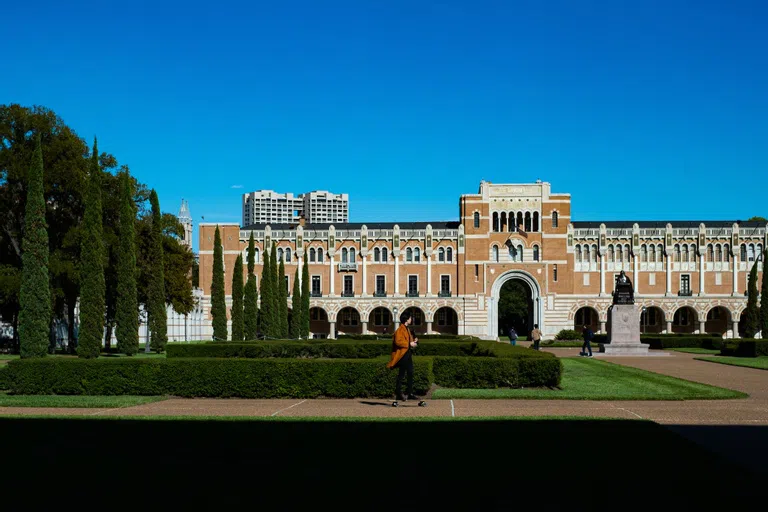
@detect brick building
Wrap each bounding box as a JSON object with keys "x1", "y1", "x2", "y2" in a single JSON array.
[{"x1": 198, "y1": 181, "x2": 765, "y2": 340}]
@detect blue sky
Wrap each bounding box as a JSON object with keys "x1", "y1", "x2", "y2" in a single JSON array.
[{"x1": 3, "y1": 0, "x2": 767, "y2": 252}]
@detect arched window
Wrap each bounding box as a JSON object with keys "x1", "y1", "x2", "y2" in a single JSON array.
[
  {"x1": 575, "y1": 244, "x2": 582, "y2": 262},
  {"x1": 708, "y1": 244, "x2": 714, "y2": 262},
  {"x1": 641, "y1": 244, "x2": 647, "y2": 262},
  {"x1": 341, "y1": 248, "x2": 348, "y2": 263},
  {"x1": 591, "y1": 244, "x2": 598, "y2": 263},
  {"x1": 723, "y1": 244, "x2": 730, "y2": 262},
  {"x1": 657, "y1": 244, "x2": 664, "y2": 262},
  {"x1": 552, "y1": 211, "x2": 559, "y2": 228},
  {"x1": 524, "y1": 212, "x2": 532, "y2": 232},
  {"x1": 284, "y1": 248, "x2": 291, "y2": 263},
  {"x1": 254, "y1": 248, "x2": 260, "y2": 263},
  {"x1": 533, "y1": 245, "x2": 540, "y2": 261},
  {"x1": 406, "y1": 248, "x2": 413, "y2": 262},
  {"x1": 500, "y1": 212, "x2": 507, "y2": 232},
  {"x1": 438, "y1": 247, "x2": 445, "y2": 262},
  {"x1": 673, "y1": 244, "x2": 680, "y2": 262},
  {"x1": 509, "y1": 245, "x2": 517, "y2": 262},
  {"x1": 349, "y1": 248, "x2": 356, "y2": 262},
  {"x1": 509, "y1": 212, "x2": 516, "y2": 232},
  {"x1": 740, "y1": 244, "x2": 747, "y2": 261},
  {"x1": 758, "y1": 243, "x2": 764, "y2": 260},
  {"x1": 309, "y1": 248, "x2": 316, "y2": 262},
  {"x1": 492, "y1": 245, "x2": 499, "y2": 262},
  {"x1": 533, "y1": 212, "x2": 539, "y2": 232},
  {"x1": 690, "y1": 245, "x2": 696, "y2": 263},
  {"x1": 617, "y1": 244, "x2": 623, "y2": 263},
  {"x1": 583, "y1": 245, "x2": 590, "y2": 263},
  {"x1": 517, "y1": 212, "x2": 523, "y2": 232},
  {"x1": 413, "y1": 248, "x2": 420, "y2": 262},
  {"x1": 607, "y1": 245, "x2": 615, "y2": 262},
  {"x1": 381, "y1": 247, "x2": 388, "y2": 262},
  {"x1": 682, "y1": 245, "x2": 688, "y2": 263},
  {"x1": 374, "y1": 247, "x2": 380, "y2": 262},
  {"x1": 446, "y1": 247, "x2": 453, "y2": 262},
  {"x1": 317, "y1": 248, "x2": 324, "y2": 262},
  {"x1": 649, "y1": 244, "x2": 656, "y2": 262},
  {"x1": 473, "y1": 212, "x2": 480, "y2": 228},
  {"x1": 277, "y1": 248, "x2": 283, "y2": 262},
  {"x1": 492, "y1": 212, "x2": 499, "y2": 232},
  {"x1": 624, "y1": 244, "x2": 631, "y2": 262}
]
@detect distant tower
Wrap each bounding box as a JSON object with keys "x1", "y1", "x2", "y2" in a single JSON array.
[{"x1": 178, "y1": 199, "x2": 192, "y2": 248}]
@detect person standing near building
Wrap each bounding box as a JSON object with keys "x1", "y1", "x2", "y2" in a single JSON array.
[
  {"x1": 507, "y1": 326, "x2": 518, "y2": 346},
  {"x1": 530, "y1": 324, "x2": 542, "y2": 350},
  {"x1": 580, "y1": 325, "x2": 594, "y2": 357},
  {"x1": 386, "y1": 312, "x2": 419, "y2": 403}
]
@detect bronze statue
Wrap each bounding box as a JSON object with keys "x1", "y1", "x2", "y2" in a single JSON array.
[{"x1": 613, "y1": 270, "x2": 634, "y2": 304}]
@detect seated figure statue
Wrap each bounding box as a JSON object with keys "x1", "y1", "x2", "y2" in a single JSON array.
[{"x1": 613, "y1": 270, "x2": 634, "y2": 304}]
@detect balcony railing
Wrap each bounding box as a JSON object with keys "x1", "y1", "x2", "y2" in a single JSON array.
[
  {"x1": 677, "y1": 290, "x2": 693, "y2": 297},
  {"x1": 373, "y1": 292, "x2": 387, "y2": 297},
  {"x1": 406, "y1": 291, "x2": 420, "y2": 297},
  {"x1": 438, "y1": 291, "x2": 452, "y2": 297},
  {"x1": 338, "y1": 263, "x2": 358, "y2": 272},
  {"x1": 341, "y1": 291, "x2": 355, "y2": 297},
  {"x1": 310, "y1": 291, "x2": 323, "y2": 298}
]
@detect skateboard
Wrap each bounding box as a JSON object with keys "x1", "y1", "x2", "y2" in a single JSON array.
[{"x1": 392, "y1": 399, "x2": 427, "y2": 407}]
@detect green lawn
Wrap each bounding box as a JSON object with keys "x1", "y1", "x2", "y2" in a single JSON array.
[
  {"x1": 432, "y1": 358, "x2": 746, "y2": 400},
  {"x1": 667, "y1": 348, "x2": 720, "y2": 354},
  {"x1": 0, "y1": 394, "x2": 167, "y2": 408},
  {"x1": 695, "y1": 356, "x2": 768, "y2": 371}
]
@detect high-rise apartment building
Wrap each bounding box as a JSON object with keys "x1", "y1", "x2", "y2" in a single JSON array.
[{"x1": 242, "y1": 190, "x2": 348, "y2": 226}]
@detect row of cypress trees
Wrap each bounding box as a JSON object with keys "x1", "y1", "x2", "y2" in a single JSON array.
[
  {"x1": 209, "y1": 227, "x2": 311, "y2": 340},
  {"x1": 743, "y1": 256, "x2": 768, "y2": 338},
  {"x1": 18, "y1": 136, "x2": 167, "y2": 358}
]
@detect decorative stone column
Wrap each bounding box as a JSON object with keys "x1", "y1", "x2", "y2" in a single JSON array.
[
  {"x1": 733, "y1": 255, "x2": 739, "y2": 296},
  {"x1": 599, "y1": 255, "x2": 606, "y2": 296},
  {"x1": 599, "y1": 320, "x2": 606, "y2": 333},
  {"x1": 666, "y1": 320, "x2": 673, "y2": 334},
  {"x1": 426, "y1": 253, "x2": 433, "y2": 297},
  {"x1": 665, "y1": 254, "x2": 672, "y2": 296},
  {"x1": 329, "y1": 253, "x2": 335, "y2": 297},
  {"x1": 731, "y1": 320, "x2": 739, "y2": 338},
  {"x1": 394, "y1": 254, "x2": 400, "y2": 296},
  {"x1": 329, "y1": 321, "x2": 336, "y2": 339},
  {"x1": 426, "y1": 321, "x2": 433, "y2": 334},
  {"x1": 699, "y1": 320, "x2": 706, "y2": 334},
  {"x1": 361, "y1": 254, "x2": 367, "y2": 296},
  {"x1": 361, "y1": 320, "x2": 368, "y2": 335}
]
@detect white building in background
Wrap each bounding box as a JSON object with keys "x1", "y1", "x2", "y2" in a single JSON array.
[
  {"x1": 241, "y1": 189, "x2": 348, "y2": 226},
  {"x1": 178, "y1": 199, "x2": 193, "y2": 247}
]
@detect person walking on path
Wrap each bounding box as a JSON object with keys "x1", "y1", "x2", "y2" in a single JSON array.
[
  {"x1": 530, "y1": 324, "x2": 542, "y2": 350},
  {"x1": 580, "y1": 325, "x2": 594, "y2": 357},
  {"x1": 386, "y1": 312, "x2": 419, "y2": 402},
  {"x1": 507, "y1": 326, "x2": 518, "y2": 346}
]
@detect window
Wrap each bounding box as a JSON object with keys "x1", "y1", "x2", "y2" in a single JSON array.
[
  {"x1": 440, "y1": 275, "x2": 450, "y2": 295},
  {"x1": 649, "y1": 273, "x2": 656, "y2": 285},
  {"x1": 518, "y1": 244, "x2": 524, "y2": 262},
  {"x1": 349, "y1": 248, "x2": 356, "y2": 262},
  {"x1": 748, "y1": 244, "x2": 756, "y2": 261},
  {"x1": 406, "y1": 248, "x2": 413, "y2": 262},
  {"x1": 284, "y1": 275, "x2": 289, "y2": 295},
  {"x1": 673, "y1": 308, "x2": 691, "y2": 326},
  {"x1": 740, "y1": 244, "x2": 747, "y2": 261},
  {"x1": 492, "y1": 212, "x2": 499, "y2": 232},
  {"x1": 509, "y1": 245, "x2": 518, "y2": 262},
  {"x1": 317, "y1": 248, "x2": 324, "y2": 262},
  {"x1": 408, "y1": 275, "x2": 418, "y2": 296},
  {"x1": 278, "y1": 248, "x2": 284, "y2": 261},
  {"x1": 533, "y1": 212, "x2": 539, "y2": 232},
  {"x1": 715, "y1": 272, "x2": 722, "y2": 285},
  {"x1": 446, "y1": 248, "x2": 453, "y2": 262},
  {"x1": 723, "y1": 244, "x2": 730, "y2": 262},
  {"x1": 708, "y1": 244, "x2": 715, "y2": 262},
  {"x1": 492, "y1": 245, "x2": 499, "y2": 262},
  {"x1": 474, "y1": 264, "x2": 479, "y2": 280},
  {"x1": 552, "y1": 211, "x2": 559, "y2": 228},
  {"x1": 311, "y1": 275, "x2": 321, "y2": 296},
  {"x1": 375, "y1": 275, "x2": 386, "y2": 295},
  {"x1": 438, "y1": 247, "x2": 445, "y2": 262},
  {"x1": 524, "y1": 212, "x2": 532, "y2": 232},
  {"x1": 473, "y1": 212, "x2": 480, "y2": 228},
  {"x1": 414, "y1": 248, "x2": 421, "y2": 262},
  {"x1": 341, "y1": 248, "x2": 348, "y2": 263},
  {"x1": 254, "y1": 248, "x2": 260, "y2": 263},
  {"x1": 374, "y1": 247, "x2": 380, "y2": 262},
  {"x1": 381, "y1": 247, "x2": 388, "y2": 262},
  {"x1": 509, "y1": 212, "x2": 516, "y2": 232},
  {"x1": 681, "y1": 275, "x2": 690, "y2": 294},
  {"x1": 285, "y1": 248, "x2": 291, "y2": 263},
  {"x1": 641, "y1": 245, "x2": 647, "y2": 262},
  {"x1": 533, "y1": 245, "x2": 540, "y2": 261},
  {"x1": 649, "y1": 245, "x2": 655, "y2": 263},
  {"x1": 340, "y1": 308, "x2": 358, "y2": 326},
  {"x1": 373, "y1": 308, "x2": 390, "y2": 326},
  {"x1": 309, "y1": 248, "x2": 316, "y2": 262},
  {"x1": 583, "y1": 273, "x2": 590, "y2": 285},
  {"x1": 553, "y1": 264, "x2": 558, "y2": 282},
  {"x1": 343, "y1": 275, "x2": 354, "y2": 296}
]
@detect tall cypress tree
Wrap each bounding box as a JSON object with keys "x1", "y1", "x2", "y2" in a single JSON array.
[
  {"x1": 301, "y1": 252, "x2": 310, "y2": 339},
  {"x1": 18, "y1": 134, "x2": 51, "y2": 358},
  {"x1": 760, "y1": 248, "x2": 768, "y2": 337},
  {"x1": 231, "y1": 254, "x2": 245, "y2": 341},
  {"x1": 278, "y1": 258, "x2": 288, "y2": 338},
  {"x1": 210, "y1": 225, "x2": 228, "y2": 341},
  {"x1": 290, "y1": 267, "x2": 301, "y2": 338},
  {"x1": 244, "y1": 233, "x2": 259, "y2": 339},
  {"x1": 744, "y1": 260, "x2": 760, "y2": 338},
  {"x1": 259, "y1": 245, "x2": 273, "y2": 338},
  {"x1": 147, "y1": 190, "x2": 168, "y2": 352},
  {"x1": 115, "y1": 170, "x2": 139, "y2": 355},
  {"x1": 78, "y1": 138, "x2": 105, "y2": 358},
  {"x1": 270, "y1": 243, "x2": 280, "y2": 338}
]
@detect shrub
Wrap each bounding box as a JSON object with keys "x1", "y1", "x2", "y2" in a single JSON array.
[
  {"x1": 720, "y1": 340, "x2": 768, "y2": 358},
  {"x1": 0, "y1": 366, "x2": 9, "y2": 390},
  {"x1": 640, "y1": 336, "x2": 724, "y2": 350},
  {"x1": 554, "y1": 329, "x2": 582, "y2": 341},
  {"x1": 335, "y1": 334, "x2": 480, "y2": 341},
  {"x1": 433, "y1": 356, "x2": 561, "y2": 389},
  {"x1": 4, "y1": 357, "x2": 433, "y2": 398}
]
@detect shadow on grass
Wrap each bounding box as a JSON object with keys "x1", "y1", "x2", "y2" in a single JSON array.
[{"x1": 0, "y1": 418, "x2": 763, "y2": 509}]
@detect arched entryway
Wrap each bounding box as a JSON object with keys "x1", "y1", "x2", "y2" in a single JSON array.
[
  {"x1": 309, "y1": 307, "x2": 330, "y2": 339},
  {"x1": 672, "y1": 306, "x2": 698, "y2": 334},
  {"x1": 489, "y1": 270, "x2": 542, "y2": 340},
  {"x1": 573, "y1": 306, "x2": 599, "y2": 333},
  {"x1": 337, "y1": 307, "x2": 362, "y2": 336},
  {"x1": 705, "y1": 306, "x2": 731, "y2": 336},
  {"x1": 433, "y1": 307, "x2": 458, "y2": 335},
  {"x1": 640, "y1": 306, "x2": 665, "y2": 334},
  {"x1": 368, "y1": 307, "x2": 394, "y2": 335},
  {"x1": 402, "y1": 306, "x2": 427, "y2": 335}
]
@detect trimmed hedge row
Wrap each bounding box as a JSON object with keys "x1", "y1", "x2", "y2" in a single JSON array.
[
  {"x1": 433, "y1": 356, "x2": 561, "y2": 388},
  {"x1": 720, "y1": 340, "x2": 768, "y2": 358},
  {"x1": 639, "y1": 336, "x2": 724, "y2": 350},
  {"x1": 0, "y1": 365, "x2": 9, "y2": 390},
  {"x1": 166, "y1": 341, "x2": 551, "y2": 360},
  {"x1": 336, "y1": 334, "x2": 480, "y2": 341},
  {"x1": 3, "y1": 357, "x2": 433, "y2": 398}
]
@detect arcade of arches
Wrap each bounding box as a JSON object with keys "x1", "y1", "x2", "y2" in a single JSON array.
[
  {"x1": 307, "y1": 305, "x2": 459, "y2": 338},
  {"x1": 572, "y1": 304, "x2": 739, "y2": 336}
]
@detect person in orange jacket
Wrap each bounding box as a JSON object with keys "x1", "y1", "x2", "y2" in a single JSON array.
[{"x1": 386, "y1": 311, "x2": 419, "y2": 401}]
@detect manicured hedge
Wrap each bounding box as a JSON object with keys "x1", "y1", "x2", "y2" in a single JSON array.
[
  {"x1": 640, "y1": 336, "x2": 724, "y2": 350},
  {"x1": 720, "y1": 340, "x2": 768, "y2": 358},
  {"x1": 3, "y1": 357, "x2": 433, "y2": 398},
  {"x1": 433, "y1": 356, "x2": 561, "y2": 389},
  {"x1": 336, "y1": 334, "x2": 480, "y2": 341},
  {"x1": 0, "y1": 365, "x2": 9, "y2": 390}
]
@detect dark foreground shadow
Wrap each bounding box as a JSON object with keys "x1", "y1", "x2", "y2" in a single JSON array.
[{"x1": 0, "y1": 418, "x2": 763, "y2": 510}]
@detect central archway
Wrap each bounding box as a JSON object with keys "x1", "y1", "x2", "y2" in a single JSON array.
[{"x1": 489, "y1": 270, "x2": 542, "y2": 340}]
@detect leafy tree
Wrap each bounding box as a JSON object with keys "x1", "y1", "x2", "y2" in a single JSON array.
[
  {"x1": 747, "y1": 216, "x2": 767, "y2": 223},
  {"x1": 115, "y1": 170, "x2": 138, "y2": 355},
  {"x1": 18, "y1": 135, "x2": 50, "y2": 358},
  {"x1": 77, "y1": 139, "x2": 105, "y2": 359},
  {"x1": 290, "y1": 267, "x2": 301, "y2": 338},
  {"x1": 761, "y1": 248, "x2": 768, "y2": 337},
  {"x1": 231, "y1": 254, "x2": 244, "y2": 341},
  {"x1": 277, "y1": 258, "x2": 288, "y2": 338},
  {"x1": 244, "y1": 232, "x2": 258, "y2": 339},
  {"x1": 743, "y1": 260, "x2": 760, "y2": 338},
  {"x1": 301, "y1": 253, "x2": 310, "y2": 339},
  {"x1": 191, "y1": 258, "x2": 199, "y2": 288},
  {"x1": 259, "y1": 244, "x2": 273, "y2": 338},
  {"x1": 210, "y1": 226, "x2": 227, "y2": 341},
  {"x1": 147, "y1": 190, "x2": 168, "y2": 352}
]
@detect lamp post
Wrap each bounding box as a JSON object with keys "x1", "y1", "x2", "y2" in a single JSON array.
[
  {"x1": 393, "y1": 306, "x2": 399, "y2": 332},
  {"x1": 641, "y1": 306, "x2": 647, "y2": 335}
]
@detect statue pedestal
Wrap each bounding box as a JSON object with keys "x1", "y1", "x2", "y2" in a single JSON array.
[{"x1": 603, "y1": 304, "x2": 649, "y2": 355}]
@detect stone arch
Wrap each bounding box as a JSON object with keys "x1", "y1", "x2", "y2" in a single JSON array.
[
  {"x1": 309, "y1": 306, "x2": 330, "y2": 338},
  {"x1": 672, "y1": 305, "x2": 698, "y2": 334},
  {"x1": 573, "y1": 306, "x2": 599, "y2": 332},
  {"x1": 400, "y1": 306, "x2": 428, "y2": 335},
  {"x1": 705, "y1": 305, "x2": 732, "y2": 336},
  {"x1": 489, "y1": 269, "x2": 542, "y2": 340},
  {"x1": 336, "y1": 306, "x2": 362, "y2": 336},
  {"x1": 368, "y1": 306, "x2": 394, "y2": 335},
  {"x1": 639, "y1": 305, "x2": 665, "y2": 334}
]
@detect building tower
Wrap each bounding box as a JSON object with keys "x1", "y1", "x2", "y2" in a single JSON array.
[{"x1": 178, "y1": 199, "x2": 192, "y2": 248}]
